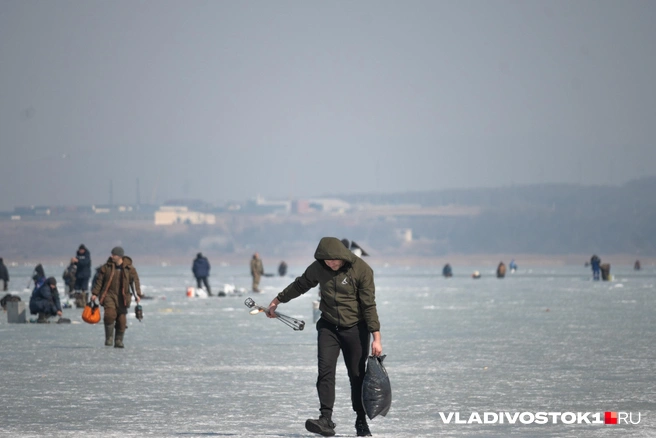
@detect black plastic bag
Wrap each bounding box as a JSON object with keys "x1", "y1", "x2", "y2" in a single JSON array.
[{"x1": 361, "y1": 355, "x2": 392, "y2": 420}]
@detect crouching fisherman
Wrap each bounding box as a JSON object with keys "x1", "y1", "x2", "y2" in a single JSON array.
[
  {"x1": 91, "y1": 247, "x2": 142, "y2": 348},
  {"x1": 29, "y1": 277, "x2": 62, "y2": 323}
]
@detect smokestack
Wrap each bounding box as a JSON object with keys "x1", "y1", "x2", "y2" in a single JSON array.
[{"x1": 136, "y1": 178, "x2": 141, "y2": 206}]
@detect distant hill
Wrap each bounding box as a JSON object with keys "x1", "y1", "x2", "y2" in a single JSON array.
[
  {"x1": 335, "y1": 176, "x2": 656, "y2": 255},
  {"x1": 1, "y1": 177, "x2": 655, "y2": 261}
]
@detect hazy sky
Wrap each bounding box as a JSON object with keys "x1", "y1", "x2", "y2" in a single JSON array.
[{"x1": 1, "y1": 0, "x2": 655, "y2": 207}]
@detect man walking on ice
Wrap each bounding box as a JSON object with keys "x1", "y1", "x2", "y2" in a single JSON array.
[{"x1": 267, "y1": 237, "x2": 382, "y2": 437}]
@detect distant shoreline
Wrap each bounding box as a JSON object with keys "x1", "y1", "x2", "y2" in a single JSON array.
[{"x1": 4, "y1": 253, "x2": 652, "y2": 269}]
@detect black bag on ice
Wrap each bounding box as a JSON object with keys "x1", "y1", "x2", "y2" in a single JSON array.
[{"x1": 361, "y1": 355, "x2": 392, "y2": 420}]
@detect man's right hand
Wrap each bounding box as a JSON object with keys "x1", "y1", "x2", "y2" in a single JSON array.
[{"x1": 266, "y1": 298, "x2": 280, "y2": 318}]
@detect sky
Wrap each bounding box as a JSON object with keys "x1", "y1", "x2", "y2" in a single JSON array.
[{"x1": 1, "y1": 0, "x2": 655, "y2": 208}]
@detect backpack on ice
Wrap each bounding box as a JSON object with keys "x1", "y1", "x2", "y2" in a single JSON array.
[{"x1": 361, "y1": 355, "x2": 392, "y2": 420}]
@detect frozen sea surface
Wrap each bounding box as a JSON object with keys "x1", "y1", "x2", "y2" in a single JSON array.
[{"x1": 1, "y1": 263, "x2": 655, "y2": 437}]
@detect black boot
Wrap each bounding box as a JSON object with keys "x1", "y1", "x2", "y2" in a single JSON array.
[
  {"x1": 305, "y1": 416, "x2": 336, "y2": 437},
  {"x1": 114, "y1": 330, "x2": 124, "y2": 348},
  {"x1": 104, "y1": 324, "x2": 114, "y2": 346},
  {"x1": 356, "y1": 414, "x2": 371, "y2": 437}
]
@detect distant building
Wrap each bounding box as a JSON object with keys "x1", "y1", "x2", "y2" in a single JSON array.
[
  {"x1": 162, "y1": 199, "x2": 210, "y2": 211},
  {"x1": 14, "y1": 206, "x2": 51, "y2": 216},
  {"x1": 92, "y1": 204, "x2": 134, "y2": 214},
  {"x1": 154, "y1": 206, "x2": 216, "y2": 225},
  {"x1": 291, "y1": 200, "x2": 313, "y2": 214},
  {"x1": 240, "y1": 196, "x2": 291, "y2": 214},
  {"x1": 306, "y1": 198, "x2": 351, "y2": 214},
  {"x1": 93, "y1": 205, "x2": 111, "y2": 214}
]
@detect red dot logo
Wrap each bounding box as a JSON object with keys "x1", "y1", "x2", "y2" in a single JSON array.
[{"x1": 605, "y1": 412, "x2": 618, "y2": 425}]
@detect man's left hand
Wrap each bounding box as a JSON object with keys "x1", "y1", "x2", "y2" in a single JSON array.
[{"x1": 371, "y1": 340, "x2": 382, "y2": 357}]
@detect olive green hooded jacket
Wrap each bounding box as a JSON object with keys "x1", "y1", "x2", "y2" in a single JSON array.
[{"x1": 277, "y1": 237, "x2": 380, "y2": 333}]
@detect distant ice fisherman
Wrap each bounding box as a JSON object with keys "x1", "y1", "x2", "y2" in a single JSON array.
[
  {"x1": 192, "y1": 252, "x2": 212, "y2": 296},
  {"x1": 250, "y1": 253, "x2": 264, "y2": 292}
]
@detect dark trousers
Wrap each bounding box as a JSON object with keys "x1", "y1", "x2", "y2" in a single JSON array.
[
  {"x1": 196, "y1": 276, "x2": 211, "y2": 294},
  {"x1": 2, "y1": 280, "x2": 6, "y2": 291},
  {"x1": 316, "y1": 318, "x2": 370, "y2": 420},
  {"x1": 74, "y1": 277, "x2": 89, "y2": 291}
]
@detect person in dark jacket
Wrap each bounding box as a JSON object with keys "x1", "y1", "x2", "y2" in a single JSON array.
[
  {"x1": 0, "y1": 258, "x2": 9, "y2": 291},
  {"x1": 267, "y1": 237, "x2": 382, "y2": 437},
  {"x1": 29, "y1": 277, "x2": 62, "y2": 322},
  {"x1": 278, "y1": 261, "x2": 288, "y2": 277},
  {"x1": 74, "y1": 244, "x2": 92, "y2": 300},
  {"x1": 91, "y1": 247, "x2": 142, "y2": 348},
  {"x1": 32, "y1": 264, "x2": 47, "y2": 289},
  {"x1": 192, "y1": 253, "x2": 212, "y2": 296},
  {"x1": 590, "y1": 255, "x2": 601, "y2": 280}
]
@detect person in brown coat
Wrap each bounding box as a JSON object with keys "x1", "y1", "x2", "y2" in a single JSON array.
[
  {"x1": 91, "y1": 247, "x2": 142, "y2": 348},
  {"x1": 250, "y1": 253, "x2": 264, "y2": 292},
  {"x1": 496, "y1": 261, "x2": 506, "y2": 278}
]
